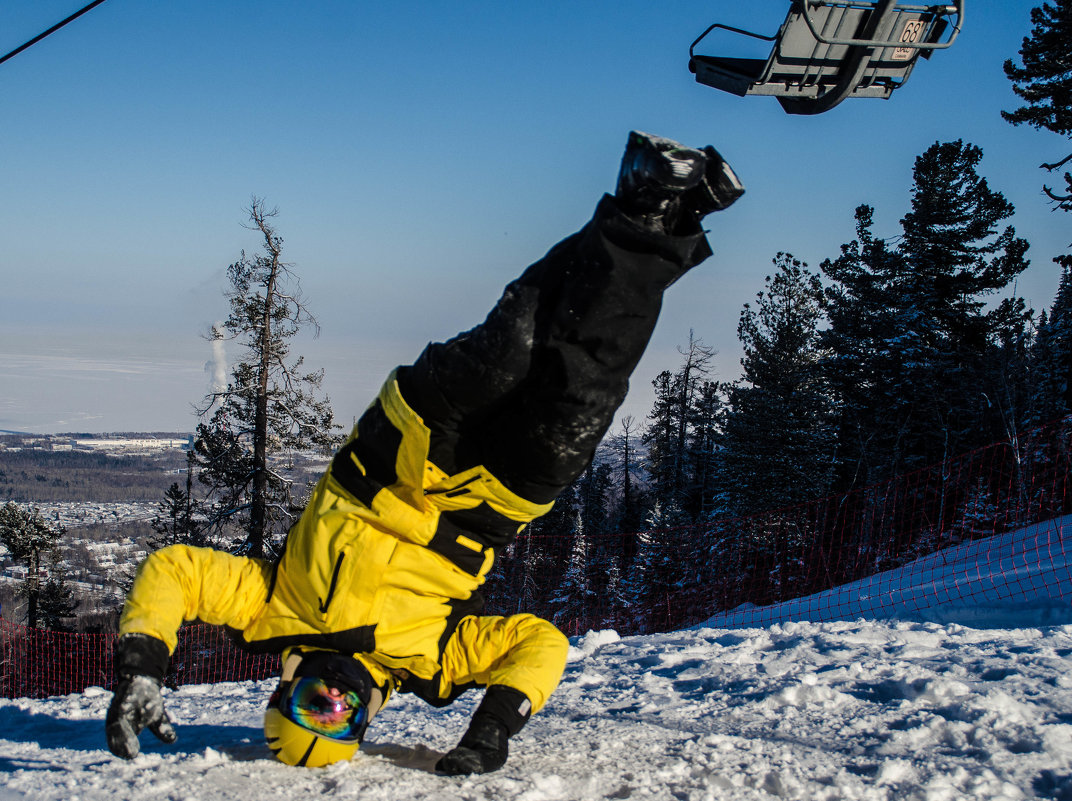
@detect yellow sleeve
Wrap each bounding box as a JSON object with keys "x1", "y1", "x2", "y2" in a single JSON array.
[
  {"x1": 440, "y1": 614, "x2": 569, "y2": 713},
  {"x1": 119, "y1": 544, "x2": 273, "y2": 653}
]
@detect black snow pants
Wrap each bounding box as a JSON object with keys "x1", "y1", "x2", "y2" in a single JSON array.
[{"x1": 396, "y1": 194, "x2": 713, "y2": 505}]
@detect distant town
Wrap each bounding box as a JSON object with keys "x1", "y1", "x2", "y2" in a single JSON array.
[
  {"x1": 0, "y1": 431, "x2": 335, "y2": 630},
  {"x1": 0, "y1": 433, "x2": 193, "y2": 456},
  {"x1": 0, "y1": 433, "x2": 197, "y2": 628}
]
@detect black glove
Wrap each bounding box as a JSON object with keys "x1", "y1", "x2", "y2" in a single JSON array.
[
  {"x1": 105, "y1": 633, "x2": 177, "y2": 759},
  {"x1": 435, "y1": 685, "x2": 532, "y2": 776}
]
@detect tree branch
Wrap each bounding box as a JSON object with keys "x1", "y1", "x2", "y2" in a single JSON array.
[
  {"x1": 1043, "y1": 184, "x2": 1072, "y2": 204},
  {"x1": 1041, "y1": 153, "x2": 1072, "y2": 172}
]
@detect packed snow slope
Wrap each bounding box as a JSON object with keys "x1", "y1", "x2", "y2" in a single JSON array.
[
  {"x1": 3, "y1": 517, "x2": 1072, "y2": 800},
  {"x1": 4, "y1": 618, "x2": 1072, "y2": 800},
  {"x1": 703, "y1": 515, "x2": 1072, "y2": 630}
]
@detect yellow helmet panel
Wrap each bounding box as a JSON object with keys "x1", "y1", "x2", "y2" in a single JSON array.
[{"x1": 263, "y1": 707, "x2": 360, "y2": 767}]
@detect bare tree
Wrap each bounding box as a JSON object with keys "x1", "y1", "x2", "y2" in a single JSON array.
[{"x1": 192, "y1": 199, "x2": 340, "y2": 558}]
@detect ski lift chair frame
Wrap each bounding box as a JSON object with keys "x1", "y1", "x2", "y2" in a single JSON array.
[{"x1": 689, "y1": 0, "x2": 964, "y2": 114}]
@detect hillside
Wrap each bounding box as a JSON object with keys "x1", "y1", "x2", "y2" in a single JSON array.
[{"x1": 3, "y1": 600, "x2": 1071, "y2": 799}]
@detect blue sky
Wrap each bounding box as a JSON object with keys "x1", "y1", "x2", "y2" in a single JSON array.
[{"x1": 0, "y1": 1, "x2": 1066, "y2": 433}]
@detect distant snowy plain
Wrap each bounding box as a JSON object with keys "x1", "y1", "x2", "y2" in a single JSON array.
[{"x1": 3, "y1": 520, "x2": 1072, "y2": 801}]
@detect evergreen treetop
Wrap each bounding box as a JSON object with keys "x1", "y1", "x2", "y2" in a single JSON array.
[{"x1": 1003, "y1": 1, "x2": 1072, "y2": 208}]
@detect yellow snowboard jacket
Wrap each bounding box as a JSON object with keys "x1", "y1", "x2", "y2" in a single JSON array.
[{"x1": 120, "y1": 373, "x2": 569, "y2": 713}]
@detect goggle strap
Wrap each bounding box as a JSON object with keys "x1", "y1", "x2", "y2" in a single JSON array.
[
  {"x1": 280, "y1": 652, "x2": 304, "y2": 683},
  {"x1": 365, "y1": 686, "x2": 384, "y2": 720}
]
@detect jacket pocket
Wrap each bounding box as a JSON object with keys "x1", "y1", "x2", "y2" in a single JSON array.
[{"x1": 318, "y1": 550, "x2": 346, "y2": 614}]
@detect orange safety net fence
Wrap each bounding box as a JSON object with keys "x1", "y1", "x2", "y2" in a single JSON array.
[{"x1": 0, "y1": 620, "x2": 278, "y2": 700}]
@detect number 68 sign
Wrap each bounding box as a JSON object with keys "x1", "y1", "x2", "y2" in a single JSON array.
[{"x1": 893, "y1": 18, "x2": 928, "y2": 61}]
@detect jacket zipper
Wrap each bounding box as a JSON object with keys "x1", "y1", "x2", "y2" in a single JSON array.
[
  {"x1": 318, "y1": 551, "x2": 346, "y2": 614},
  {"x1": 425, "y1": 475, "x2": 480, "y2": 496}
]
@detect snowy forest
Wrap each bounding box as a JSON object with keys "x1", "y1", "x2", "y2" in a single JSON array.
[{"x1": 482, "y1": 132, "x2": 1072, "y2": 635}]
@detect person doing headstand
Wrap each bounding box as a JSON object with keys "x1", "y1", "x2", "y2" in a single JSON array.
[{"x1": 105, "y1": 131, "x2": 744, "y2": 774}]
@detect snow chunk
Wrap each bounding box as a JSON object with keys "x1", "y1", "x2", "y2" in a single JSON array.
[
  {"x1": 517, "y1": 773, "x2": 568, "y2": 800},
  {"x1": 765, "y1": 672, "x2": 854, "y2": 710},
  {"x1": 566, "y1": 629, "x2": 620, "y2": 662}
]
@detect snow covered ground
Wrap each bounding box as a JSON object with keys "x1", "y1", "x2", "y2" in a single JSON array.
[
  {"x1": 4, "y1": 618, "x2": 1072, "y2": 800},
  {"x1": 3, "y1": 518, "x2": 1072, "y2": 800}
]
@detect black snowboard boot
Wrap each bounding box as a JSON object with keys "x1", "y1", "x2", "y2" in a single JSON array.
[
  {"x1": 435, "y1": 713, "x2": 509, "y2": 776},
  {"x1": 615, "y1": 130, "x2": 744, "y2": 234},
  {"x1": 435, "y1": 685, "x2": 532, "y2": 776}
]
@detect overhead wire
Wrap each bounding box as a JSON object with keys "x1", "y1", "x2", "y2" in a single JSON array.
[{"x1": 0, "y1": 0, "x2": 110, "y2": 68}]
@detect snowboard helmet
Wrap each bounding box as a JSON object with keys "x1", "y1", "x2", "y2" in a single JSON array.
[{"x1": 263, "y1": 650, "x2": 385, "y2": 767}]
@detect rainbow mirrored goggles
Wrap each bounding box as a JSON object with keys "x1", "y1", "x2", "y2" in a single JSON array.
[
  {"x1": 273, "y1": 652, "x2": 374, "y2": 744},
  {"x1": 279, "y1": 676, "x2": 367, "y2": 743}
]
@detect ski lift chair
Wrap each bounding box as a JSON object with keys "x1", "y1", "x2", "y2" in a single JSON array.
[{"x1": 688, "y1": 0, "x2": 963, "y2": 114}]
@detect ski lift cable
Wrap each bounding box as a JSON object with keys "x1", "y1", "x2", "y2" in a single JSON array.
[{"x1": 0, "y1": 0, "x2": 110, "y2": 68}]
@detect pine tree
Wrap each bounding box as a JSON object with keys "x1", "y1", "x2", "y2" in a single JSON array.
[
  {"x1": 620, "y1": 500, "x2": 690, "y2": 633},
  {"x1": 577, "y1": 459, "x2": 614, "y2": 544},
  {"x1": 896, "y1": 140, "x2": 1032, "y2": 457},
  {"x1": 821, "y1": 143, "x2": 1031, "y2": 484},
  {"x1": 949, "y1": 477, "x2": 1001, "y2": 545},
  {"x1": 820, "y1": 206, "x2": 904, "y2": 486},
  {"x1": 620, "y1": 517, "x2": 661, "y2": 634},
  {"x1": 642, "y1": 334, "x2": 714, "y2": 513},
  {"x1": 577, "y1": 458, "x2": 628, "y2": 621},
  {"x1": 151, "y1": 450, "x2": 203, "y2": 548},
  {"x1": 601, "y1": 556, "x2": 625, "y2": 630},
  {"x1": 687, "y1": 379, "x2": 723, "y2": 519},
  {"x1": 644, "y1": 370, "x2": 680, "y2": 505},
  {"x1": 673, "y1": 333, "x2": 715, "y2": 504},
  {"x1": 549, "y1": 511, "x2": 597, "y2": 635},
  {"x1": 37, "y1": 553, "x2": 79, "y2": 631},
  {"x1": 1028, "y1": 266, "x2": 1072, "y2": 425},
  {"x1": 193, "y1": 199, "x2": 340, "y2": 558},
  {"x1": 0, "y1": 503, "x2": 68, "y2": 628},
  {"x1": 717, "y1": 254, "x2": 834, "y2": 517},
  {"x1": 487, "y1": 480, "x2": 580, "y2": 621},
  {"x1": 981, "y1": 309, "x2": 1033, "y2": 524},
  {"x1": 1003, "y1": 1, "x2": 1072, "y2": 210},
  {"x1": 606, "y1": 415, "x2": 649, "y2": 558}
]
